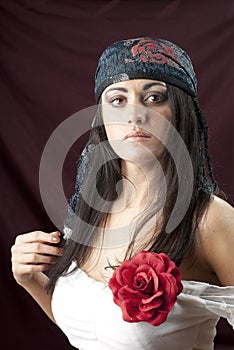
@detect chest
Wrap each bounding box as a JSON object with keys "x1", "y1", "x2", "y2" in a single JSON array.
[
  {"x1": 80, "y1": 210, "x2": 220, "y2": 286},
  {"x1": 52, "y1": 264, "x2": 221, "y2": 350},
  {"x1": 81, "y1": 249, "x2": 219, "y2": 286}
]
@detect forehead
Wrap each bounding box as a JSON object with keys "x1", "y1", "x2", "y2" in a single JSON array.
[{"x1": 103, "y1": 79, "x2": 167, "y2": 94}]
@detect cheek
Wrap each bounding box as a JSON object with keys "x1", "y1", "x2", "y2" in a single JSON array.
[
  {"x1": 147, "y1": 106, "x2": 174, "y2": 142},
  {"x1": 156, "y1": 104, "x2": 173, "y2": 122},
  {"x1": 104, "y1": 125, "x2": 132, "y2": 159},
  {"x1": 102, "y1": 103, "x2": 131, "y2": 128},
  {"x1": 104, "y1": 125, "x2": 127, "y2": 140},
  {"x1": 166, "y1": 107, "x2": 173, "y2": 122}
]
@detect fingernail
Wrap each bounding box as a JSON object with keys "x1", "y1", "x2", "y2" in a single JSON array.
[{"x1": 51, "y1": 233, "x2": 59, "y2": 241}]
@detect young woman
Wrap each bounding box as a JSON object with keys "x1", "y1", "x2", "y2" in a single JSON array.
[{"x1": 11, "y1": 37, "x2": 234, "y2": 350}]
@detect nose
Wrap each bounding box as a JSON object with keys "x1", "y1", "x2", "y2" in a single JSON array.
[{"x1": 128, "y1": 105, "x2": 146, "y2": 125}]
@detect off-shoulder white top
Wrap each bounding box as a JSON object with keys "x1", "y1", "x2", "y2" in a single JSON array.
[{"x1": 51, "y1": 262, "x2": 234, "y2": 350}]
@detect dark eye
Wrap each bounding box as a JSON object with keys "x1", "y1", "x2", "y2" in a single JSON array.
[
  {"x1": 110, "y1": 97, "x2": 125, "y2": 107},
  {"x1": 145, "y1": 92, "x2": 167, "y2": 105}
]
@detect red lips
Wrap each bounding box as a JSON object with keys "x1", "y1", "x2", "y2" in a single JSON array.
[{"x1": 124, "y1": 131, "x2": 151, "y2": 140}]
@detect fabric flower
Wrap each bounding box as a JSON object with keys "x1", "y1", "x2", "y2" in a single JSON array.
[{"x1": 108, "y1": 250, "x2": 183, "y2": 326}]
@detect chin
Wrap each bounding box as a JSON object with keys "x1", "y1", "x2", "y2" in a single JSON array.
[
  {"x1": 109, "y1": 141, "x2": 164, "y2": 163},
  {"x1": 119, "y1": 150, "x2": 162, "y2": 166}
]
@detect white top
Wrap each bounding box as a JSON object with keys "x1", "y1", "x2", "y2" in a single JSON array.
[{"x1": 51, "y1": 262, "x2": 234, "y2": 350}]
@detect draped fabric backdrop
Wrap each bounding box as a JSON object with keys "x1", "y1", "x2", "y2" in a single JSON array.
[{"x1": 0, "y1": 1, "x2": 233, "y2": 349}]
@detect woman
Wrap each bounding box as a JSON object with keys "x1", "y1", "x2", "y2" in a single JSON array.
[{"x1": 11, "y1": 37, "x2": 234, "y2": 350}]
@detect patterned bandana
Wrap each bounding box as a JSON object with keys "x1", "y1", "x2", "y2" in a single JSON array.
[{"x1": 94, "y1": 37, "x2": 197, "y2": 103}]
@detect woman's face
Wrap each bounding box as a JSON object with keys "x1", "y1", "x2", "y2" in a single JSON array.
[{"x1": 101, "y1": 79, "x2": 173, "y2": 164}]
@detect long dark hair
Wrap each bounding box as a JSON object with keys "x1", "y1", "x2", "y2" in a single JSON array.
[{"x1": 47, "y1": 84, "x2": 221, "y2": 293}]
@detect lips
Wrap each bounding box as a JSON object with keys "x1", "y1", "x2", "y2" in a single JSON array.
[{"x1": 124, "y1": 131, "x2": 151, "y2": 140}]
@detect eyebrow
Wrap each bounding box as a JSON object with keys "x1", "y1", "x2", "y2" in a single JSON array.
[
  {"x1": 105, "y1": 87, "x2": 128, "y2": 95},
  {"x1": 105, "y1": 82, "x2": 166, "y2": 95},
  {"x1": 142, "y1": 82, "x2": 166, "y2": 90}
]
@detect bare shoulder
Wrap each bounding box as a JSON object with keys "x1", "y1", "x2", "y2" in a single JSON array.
[
  {"x1": 200, "y1": 195, "x2": 234, "y2": 235},
  {"x1": 198, "y1": 195, "x2": 234, "y2": 286}
]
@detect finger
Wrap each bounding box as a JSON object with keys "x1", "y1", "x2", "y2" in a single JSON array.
[
  {"x1": 12, "y1": 242, "x2": 64, "y2": 256},
  {"x1": 15, "y1": 231, "x2": 61, "y2": 245},
  {"x1": 13, "y1": 253, "x2": 59, "y2": 265},
  {"x1": 13, "y1": 263, "x2": 52, "y2": 275}
]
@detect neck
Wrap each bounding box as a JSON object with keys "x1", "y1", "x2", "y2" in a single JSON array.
[{"x1": 116, "y1": 160, "x2": 162, "y2": 210}]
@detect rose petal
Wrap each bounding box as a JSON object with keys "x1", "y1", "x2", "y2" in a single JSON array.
[
  {"x1": 158, "y1": 273, "x2": 177, "y2": 302},
  {"x1": 159, "y1": 253, "x2": 175, "y2": 272},
  {"x1": 117, "y1": 285, "x2": 145, "y2": 302},
  {"x1": 147, "y1": 310, "x2": 169, "y2": 326},
  {"x1": 115, "y1": 260, "x2": 137, "y2": 286},
  {"x1": 113, "y1": 296, "x2": 121, "y2": 307},
  {"x1": 108, "y1": 277, "x2": 122, "y2": 295},
  {"x1": 132, "y1": 251, "x2": 165, "y2": 273},
  {"x1": 135, "y1": 264, "x2": 152, "y2": 273},
  {"x1": 121, "y1": 300, "x2": 140, "y2": 322},
  {"x1": 133, "y1": 271, "x2": 152, "y2": 292},
  {"x1": 140, "y1": 294, "x2": 164, "y2": 311},
  {"x1": 135, "y1": 265, "x2": 160, "y2": 294},
  {"x1": 135, "y1": 309, "x2": 156, "y2": 321},
  {"x1": 134, "y1": 270, "x2": 153, "y2": 290},
  {"x1": 158, "y1": 299, "x2": 176, "y2": 312}
]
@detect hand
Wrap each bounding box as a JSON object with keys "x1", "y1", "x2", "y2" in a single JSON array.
[{"x1": 11, "y1": 231, "x2": 63, "y2": 285}]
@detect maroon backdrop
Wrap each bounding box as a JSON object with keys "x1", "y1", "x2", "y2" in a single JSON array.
[{"x1": 0, "y1": 1, "x2": 233, "y2": 349}]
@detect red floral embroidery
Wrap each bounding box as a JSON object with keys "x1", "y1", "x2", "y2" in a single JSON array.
[
  {"x1": 108, "y1": 250, "x2": 183, "y2": 326},
  {"x1": 126, "y1": 39, "x2": 178, "y2": 66}
]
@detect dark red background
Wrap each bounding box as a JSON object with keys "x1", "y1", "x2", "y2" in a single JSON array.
[{"x1": 0, "y1": 1, "x2": 233, "y2": 349}]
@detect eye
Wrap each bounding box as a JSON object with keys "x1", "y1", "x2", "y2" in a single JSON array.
[
  {"x1": 109, "y1": 96, "x2": 125, "y2": 107},
  {"x1": 144, "y1": 92, "x2": 168, "y2": 105}
]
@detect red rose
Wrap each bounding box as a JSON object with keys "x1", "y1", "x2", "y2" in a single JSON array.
[{"x1": 108, "y1": 250, "x2": 183, "y2": 326}]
